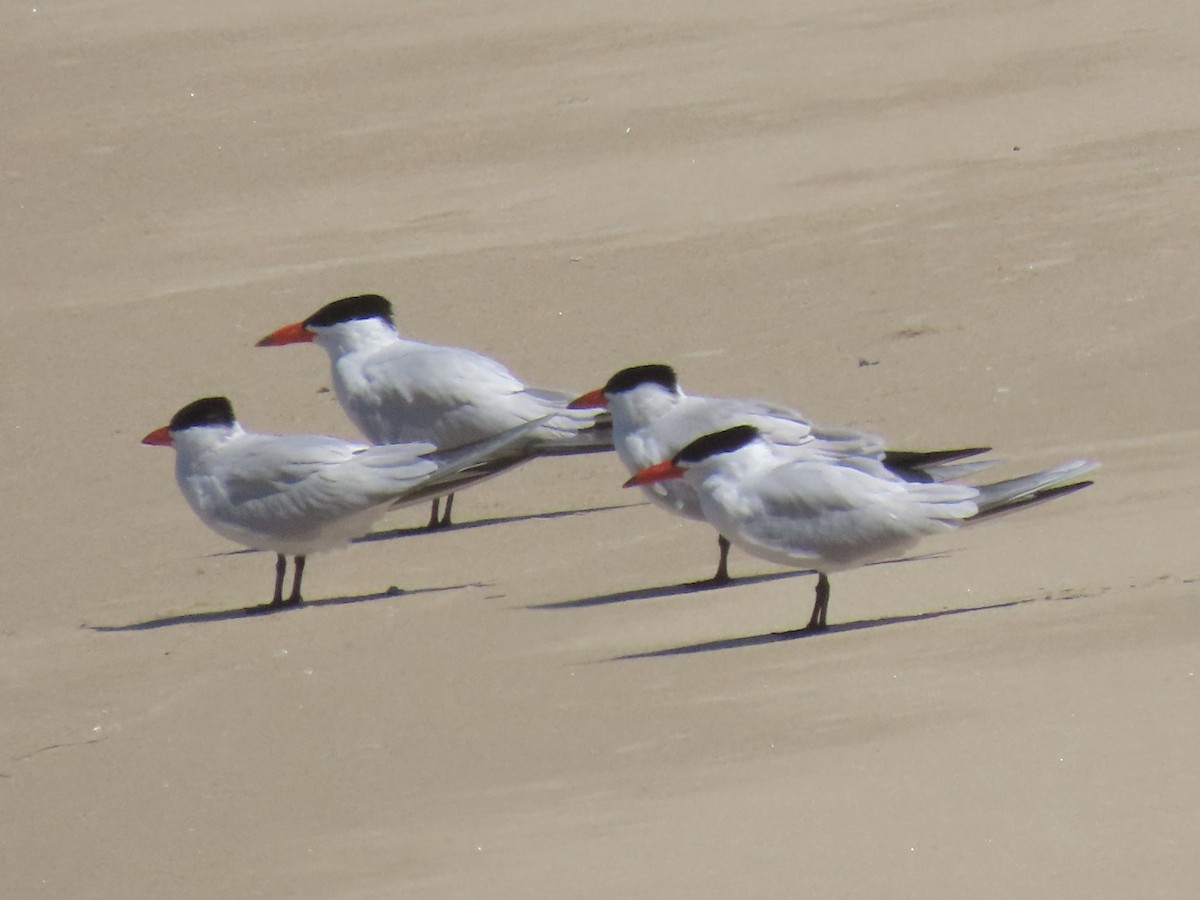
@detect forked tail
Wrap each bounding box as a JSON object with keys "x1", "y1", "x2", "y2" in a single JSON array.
[
  {"x1": 527, "y1": 415, "x2": 615, "y2": 457},
  {"x1": 389, "y1": 417, "x2": 553, "y2": 508},
  {"x1": 970, "y1": 459, "x2": 1099, "y2": 522}
]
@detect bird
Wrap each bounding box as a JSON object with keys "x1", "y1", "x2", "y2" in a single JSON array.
[
  {"x1": 569, "y1": 364, "x2": 992, "y2": 583},
  {"x1": 256, "y1": 293, "x2": 612, "y2": 529},
  {"x1": 142, "y1": 396, "x2": 545, "y2": 610},
  {"x1": 624, "y1": 424, "x2": 1097, "y2": 631}
]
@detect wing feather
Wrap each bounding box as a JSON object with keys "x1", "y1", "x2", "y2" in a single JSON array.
[
  {"x1": 715, "y1": 459, "x2": 978, "y2": 570},
  {"x1": 194, "y1": 434, "x2": 436, "y2": 549},
  {"x1": 341, "y1": 343, "x2": 595, "y2": 447}
]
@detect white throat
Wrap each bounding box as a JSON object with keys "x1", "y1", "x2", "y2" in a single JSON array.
[
  {"x1": 311, "y1": 317, "x2": 400, "y2": 359},
  {"x1": 608, "y1": 382, "x2": 683, "y2": 430}
]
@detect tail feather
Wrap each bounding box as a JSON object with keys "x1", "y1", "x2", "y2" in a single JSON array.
[
  {"x1": 386, "y1": 417, "x2": 551, "y2": 508},
  {"x1": 970, "y1": 479, "x2": 1095, "y2": 523},
  {"x1": 511, "y1": 396, "x2": 616, "y2": 456},
  {"x1": 912, "y1": 458, "x2": 1002, "y2": 483},
  {"x1": 970, "y1": 459, "x2": 1099, "y2": 520},
  {"x1": 387, "y1": 455, "x2": 532, "y2": 508},
  {"x1": 527, "y1": 416, "x2": 615, "y2": 457}
]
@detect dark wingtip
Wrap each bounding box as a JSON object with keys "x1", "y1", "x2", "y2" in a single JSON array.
[
  {"x1": 169, "y1": 396, "x2": 236, "y2": 432},
  {"x1": 303, "y1": 294, "x2": 395, "y2": 329},
  {"x1": 882, "y1": 447, "x2": 992, "y2": 469},
  {"x1": 675, "y1": 425, "x2": 760, "y2": 465},
  {"x1": 972, "y1": 479, "x2": 1094, "y2": 521},
  {"x1": 603, "y1": 364, "x2": 679, "y2": 396},
  {"x1": 882, "y1": 446, "x2": 994, "y2": 482}
]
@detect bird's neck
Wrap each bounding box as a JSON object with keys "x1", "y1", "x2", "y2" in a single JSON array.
[
  {"x1": 314, "y1": 318, "x2": 401, "y2": 359},
  {"x1": 611, "y1": 385, "x2": 681, "y2": 429},
  {"x1": 171, "y1": 423, "x2": 245, "y2": 481}
]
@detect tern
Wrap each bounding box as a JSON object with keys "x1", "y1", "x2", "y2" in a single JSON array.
[
  {"x1": 626, "y1": 424, "x2": 1097, "y2": 631},
  {"x1": 571, "y1": 364, "x2": 992, "y2": 582},
  {"x1": 257, "y1": 294, "x2": 612, "y2": 529},
  {"x1": 142, "y1": 396, "x2": 544, "y2": 609}
]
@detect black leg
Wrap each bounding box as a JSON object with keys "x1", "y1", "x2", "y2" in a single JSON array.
[
  {"x1": 806, "y1": 572, "x2": 830, "y2": 631},
  {"x1": 712, "y1": 535, "x2": 732, "y2": 584},
  {"x1": 283, "y1": 555, "x2": 306, "y2": 606},
  {"x1": 427, "y1": 494, "x2": 454, "y2": 530},
  {"x1": 271, "y1": 553, "x2": 286, "y2": 605}
]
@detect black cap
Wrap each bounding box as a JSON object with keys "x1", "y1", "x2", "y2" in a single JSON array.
[
  {"x1": 603, "y1": 364, "x2": 678, "y2": 396},
  {"x1": 169, "y1": 396, "x2": 236, "y2": 432},
  {"x1": 675, "y1": 425, "x2": 760, "y2": 464},
  {"x1": 303, "y1": 294, "x2": 395, "y2": 329}
]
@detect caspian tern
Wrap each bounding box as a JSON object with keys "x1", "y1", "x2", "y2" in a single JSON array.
[
  {"x1": 626, "y1": 424, "x2": 1097, "y2": 631},
  {"x1": 142, "y1": 396, "x2": 544, "y2": 609},
  {"x1": 569, "y1": 364, "x2": 992, "y2": 582},
  {"x1": 257, "y1": 294, "x2": 612, "y2": 529}
]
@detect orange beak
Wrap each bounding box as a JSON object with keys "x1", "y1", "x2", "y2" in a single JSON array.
[
  {"x1": 623, "y1": 460, "x2": 686, "y2": 488},
  {"x1": 256, "y1": 321, "x2": 314, "y2": 347},
  {"x1": 141, "y1": 426, "x2": 173, "y2": 446},
  {"x1": 567, "y1": 388, "x2": 608, "y2": 410}
]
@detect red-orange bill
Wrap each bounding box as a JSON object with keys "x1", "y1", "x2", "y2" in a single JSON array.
[
  {"x1": 567, "y1": 388, "x2": 608, "y2": 410},
  {"x1": 623, "y1": 460, "x2": 685, "y2": 488},
  {"x1": 141, "y1": 426, "x2": 173, "y2": 446},
  {"x1": 256, "y1": 321, "x2": 313, "y2": 347}
]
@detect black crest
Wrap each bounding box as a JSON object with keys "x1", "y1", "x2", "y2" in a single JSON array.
[
  {"x1": 303, "y1": 294, "x2": 395, "y2": 329},
  {"x1": 603, "y1": 364, "x2": 678, "y2": 396},
  {"x1": 169, "y1": 396, "x2": 236, "y2": 432},
  {"x1": 675, "y1": 425, "x2": 760, "y2": 464}
]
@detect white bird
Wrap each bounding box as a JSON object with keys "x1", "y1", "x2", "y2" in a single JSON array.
[
  {"x1": 625, "y1": 424, "x2": 1097, "y2": 631},
  {"x1": 570, "y1": 364, "x2": 992, "y2": 583},
  {"x1": 257, "y1": 294, "x2": 612, "y2": 529},
  {"x1": 142, "y1": 396, "x2": 544, "y2": 609}
]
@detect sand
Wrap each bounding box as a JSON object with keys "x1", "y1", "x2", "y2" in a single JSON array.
[{"x1": 3, "y1": 0, "x2": 1199, "y2": 896}]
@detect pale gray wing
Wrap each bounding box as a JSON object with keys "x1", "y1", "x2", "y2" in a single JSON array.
[
  {"x1": 353, "y1": 343, "x2": 597, "y2": 447},
  {"x1": 805, "y1": 423, "x2": 888, "y2": 457},
  {"x1": 698, "y1": 396, "x2": 818, "y2": 448},
  {"x1": 735, "y1": 459, "x2": 977, "y2": 568},
  {"x1": 215, "y1": 434, "x2": 434, "y2": 535}
]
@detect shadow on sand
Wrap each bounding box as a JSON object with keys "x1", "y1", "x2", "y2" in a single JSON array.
[
  {"x1": 354, "y1": 502, "x2": 640, "y2": 544},
  {"x1": 527, "y1": 569, "x2": 813, "y2": 610},
  {"x1": 534, "y1": 552, "x2": 953, "y2": 611},
  {"x1": 613, "y1": 597, "x2": 1039, "y2": 660},
  {"x1": 88, "y1": 582, "x2": 483, "y2": 632}
]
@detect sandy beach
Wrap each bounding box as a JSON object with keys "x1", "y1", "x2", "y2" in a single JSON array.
[{"x1": 3, "y1": 0, "x2": 1199, "y2": 896}]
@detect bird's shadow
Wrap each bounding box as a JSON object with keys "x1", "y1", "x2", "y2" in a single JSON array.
[
  {"x1": 532, "y1": 552, "x2": 951, "y2": 611},
  {"x1": 613, "y1": 597, "x2": 1038, "y2": 660},
  {"x1": 87, "y1": 582, "x2": 482, "y2": 633},
  {"x1": 353, "y1": 502, "x2": 641, "y2": 544},
  {"x1": 526, "y1": 569, "x2": 812, "y2": 610}
]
